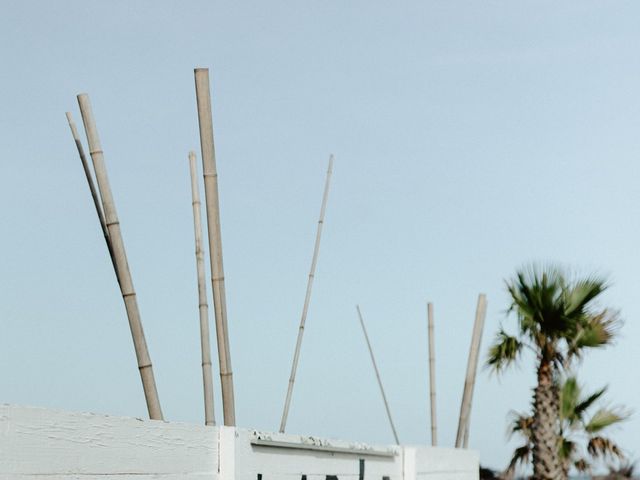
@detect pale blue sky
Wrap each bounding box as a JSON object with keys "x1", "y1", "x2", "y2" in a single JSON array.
[{"x1": 1, "y1": 0, "x2": 639, "y2": 470}]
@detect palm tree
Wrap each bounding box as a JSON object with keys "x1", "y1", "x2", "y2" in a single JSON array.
[
  {"x1": 487, "y1": 266, "x2": 620, "y2": 480},
  {"x1": 505, "y1": 376, "x2": 628, "y2": 478}
]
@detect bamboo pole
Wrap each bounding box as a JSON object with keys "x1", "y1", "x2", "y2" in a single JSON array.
[
  {"x1": 462, "y1": 294, "x2": 488, "y2": 449},
  {"x1": 455, "y1": 294, "x2": 487, "y2": 448},
  {"x1": 189, "y1": 151, "x2": 216, "y2": 426},
  {"x1": 356, "y1": 305, "x2": 400, "y2": 445},
  {"x1": 279, "y1": 155, "x2": 334, "y2": 433},
  {"x1": 427, "y1": 302, "x2": 437, "y2": 446},
  {"x1": 194, "y1": 68, "x2": 235, "y2": 426},
  {"x1": 65, "y1": 112, "x2": 116, "y2": 273},
  {"x1": 76, "y1": 94, "x2": 163, "y2": 421}
]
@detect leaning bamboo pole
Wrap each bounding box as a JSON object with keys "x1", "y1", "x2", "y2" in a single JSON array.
[
  {"x1": 189, "y1": 151, "x2": 216, "y2": 426},
  {"x1": 455, "y1": 293, "x2": 487, "y2": 448},
  {"x1": 65, "y1": 112, "x2": 116, "y2": 273},
  {"x1": 76, "y1": 94, "x2": 163, "y2": 421},
  {"x1": 462, "y1": 294, "x2": 488, "y2": 449},
  {"x1": 279, "y1": 155, "x2": 334, "y2": 433},
  {"x1": 356, "y1": 305, "x2": 400, "y2": 445},
  {"x1": 194, "y1": 68, "x2": 235, "y2": 426},
  {"x1": 427, "y1": 302, "x2": 437, "y2": 446}
]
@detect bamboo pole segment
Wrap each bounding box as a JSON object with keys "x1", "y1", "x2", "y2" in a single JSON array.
[
  {"x1": 455, "y1": 294, "x2": 487, "y2": 448},
  {"x1": 279, "y1": 155, "x2": 334, "y2": 433},
  {"x1": 427, "y1": 302, "x2": 437, "y2": 446},
  {"x1": 65, "y1": 111, "x2": 116, "y2": 273},
  {"x1": 356, "y1": 305, "x2": 400, "y2": 445},
  {"x1": 189, "y1": 151, "x2": 216, "y2": 426},
  {"x1": 76, "y1": 94, "x2": 163, "y2": 421},
  {"x1": 194, "y1": 68, "x2": 235, "y2": 426}
]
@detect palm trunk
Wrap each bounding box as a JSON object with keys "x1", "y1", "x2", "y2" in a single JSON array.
[{"x1": 531, "y1": 356, "x2": 563, "y2": 480}]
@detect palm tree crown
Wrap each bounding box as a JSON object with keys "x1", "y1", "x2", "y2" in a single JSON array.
[{"x1": 488, "y1": 266, "x2": 619, "y2": 372}]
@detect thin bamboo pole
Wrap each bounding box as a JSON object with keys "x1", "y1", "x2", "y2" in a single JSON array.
[
  {"x1": 455, "y1": 294, "x2": 487, "y2": 448},
  {"x1": 65, "y1": 112, "x2": 116, "y2": 273},
  {"x1": 427, "y1": 302, "x2": 437, "y2": 446},
  {"x1": 189, "y1": 151, "x2": 216, "y2": 426},
  {"x1": 76, "y1": 94, "x2": 163, "y2": 421},
  {"x1": 194, "y1": 68, "x2": 235, "y2": 426},
  {"x1": 279, "y1": 155, "x2": 334, "y2": 433},
  {"x1": 356, "y1": 305, "x2": 400, "y2": 445}
]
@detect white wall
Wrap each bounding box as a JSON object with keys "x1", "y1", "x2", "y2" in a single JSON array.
[
  {"x1": 404, "y1": 446, "x2": 479, "y2": 480},
  {"x1": 0, "y1": 405, "x2": 478, "y2": 480},
  {"x1": 230, "y1": 428, "x2": 401, "y2": 480},
  {"x1": 0, "y1": 404, "x2": 218, "y2": 480}
]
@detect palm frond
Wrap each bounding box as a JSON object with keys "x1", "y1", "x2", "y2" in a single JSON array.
[
  {"x1": 559, "y1": 438, "x2": 577, "y2": 462},
  {"x1": 573, "y1": 458, "x2": 590, "y2": 473},
  {"x1": 563, "y1": 277, "x2": 608, "y2": 316},
  {"x1": 505, "y1": 444, "x2": 531, "y2": 477},
  {"x1": 567, "y1": 309, "x2": 621, "y2": 358},
  {"x1": 560, "y1": 376, "x2": 581, "y2": 423},
  {"x1": 585, "y1": 408, "x2": 629, "y2": 433},
  {"x1": 574, "y1": 385, "x2": 607, "y2": 418},
  {"x1": 587, "y1": 436, "x2": 625, "y2": 460},
  {"x1": 560, "y1": 376, "x2": 609, "y2": 427},
  {"x1": 487, "y1": 330, "x2": 523, "y2": 373},
  {"x1": 507, "y1": 411, "x2": 533, "y2": 440}
]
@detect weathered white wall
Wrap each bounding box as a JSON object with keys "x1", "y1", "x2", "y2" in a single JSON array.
[
  {"x1": 0, "y1": 405, "x2": 478, "y2": 480},
  {"x1": 232, "y1": 429, "x2": 401, "y2": 480},
  {"x1": 0, "y1": 404, "x2": 218, "y2": 480}
]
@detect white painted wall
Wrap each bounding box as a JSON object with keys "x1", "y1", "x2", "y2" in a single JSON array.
[
  {"x1": 405, "y1": 446, "x2": 479, "y2": 480},
  {"x1": 0, "y1": 405, "x2": 478, "y2": 480},
  {"x1": 0, "y1": 404, "x2": 218, "y2": 480},
  {"x1": 232, "y1": 429, "x2": 401, "y2": 480}
]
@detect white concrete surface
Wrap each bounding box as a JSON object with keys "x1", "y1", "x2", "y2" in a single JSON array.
[
  {"x1": 0, "y1": 405, "x2": 478, "y2": 480},
  {"x1": 0, "y1": 404, "x2": 217, "y2": 480}
]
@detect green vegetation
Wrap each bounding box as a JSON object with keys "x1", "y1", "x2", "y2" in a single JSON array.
[
  {"x1": 487, "y1": 266, "x2": 621, "y2": 480},
  {"x1": 506, "y1": 376, "x2": 628, "y2": 478}
]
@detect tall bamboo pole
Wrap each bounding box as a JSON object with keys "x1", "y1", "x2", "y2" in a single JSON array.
[
  {"x1": 455, "y1": 294, "x2": 487, "y2": 448},
  {"x1": 427, "y1": 302, "x2": 437, "y2": 446},
  {"x1": 189, "y1": 151, "x2": 216, "y2": 426},
  {"x1": 279, "y1": 155, "x2": 334, "y2": 433},
  {"x1": 65, "y1": 112, "x2": 116, "y2": 273},
  {"x1": 194, "y1": 68, "x2": 235, "y2": 426},
  {"x1": 356, "y1": 305, "x2": 400, "y2": 445},
  {"x1": 76, "y1": 94, "x2": 163, "y2": 420}
]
